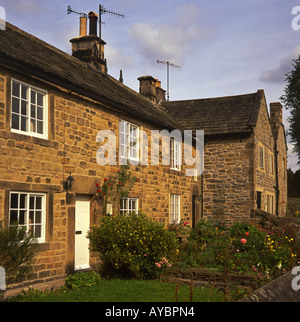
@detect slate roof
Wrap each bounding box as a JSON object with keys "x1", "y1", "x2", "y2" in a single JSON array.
[
  {"x1": 0, "y1": 22, "x2": 183, "y2": 131},
  {"x1": 162, "y1": 90, "x2": 265, "y2": 136}
]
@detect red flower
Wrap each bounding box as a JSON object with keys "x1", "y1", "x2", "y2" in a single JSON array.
[
  {"x1": 245, "y1": 232, "x2": 249, "y2": 236},
  {"x1": 282, "y1": 201, "x2": 285, "y2": 204},
  {"x1": 104, "y1": 179, "x2": 107, "y2": 182},
  {"x1": 136, "y1": 178, "x2": 139, "y2": 182},
  {"x1": 97, "y1": 189, "x2": 101, "y2": 193},
  {"x1": 96, "y1": 183, "x2": 100, "y2": 187},
  {"x1": 103, "y1": 193, "x2": 106, "y2": 196}
]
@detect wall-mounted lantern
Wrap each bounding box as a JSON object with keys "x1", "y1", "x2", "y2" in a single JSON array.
[{"x1": 64, "y1": 173, "x2": 74, "y2": 191}]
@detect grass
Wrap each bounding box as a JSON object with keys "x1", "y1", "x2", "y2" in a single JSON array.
[{"x1": 8, "y1": 279, "x2": 224, "y2": 302}]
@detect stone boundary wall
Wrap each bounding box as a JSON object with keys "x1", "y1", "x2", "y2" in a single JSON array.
[
  {"x1": 167, "y1": 267, "x2": 256, "y2": 290},
  {"x1": 252, "y1": 209, "x2": 300, "y2": 239}
]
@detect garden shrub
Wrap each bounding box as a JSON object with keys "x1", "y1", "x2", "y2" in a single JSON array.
[
  {"x1": 65, "y1": 271, "x2": 101, "y2": 291},
  {"x1": 89, "y1": 212, "x2": 179, "y2": 279},
  {"x1": 0, "y1": 225, "x2": 39, "y2": 286}
]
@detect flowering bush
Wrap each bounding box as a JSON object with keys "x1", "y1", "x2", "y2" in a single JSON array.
[
  {"x1": 89, "y1": 212, "x2": 179, "y2": 279},
  {"x1": 180, "y1": 220, "x2": 300, "y2": 286},
  {"x1": 95, "y1": 165, "x2": 138, "y2": 214},
  {"x1": 168, "y1": 219, "x2": 190, "y2": 242}
]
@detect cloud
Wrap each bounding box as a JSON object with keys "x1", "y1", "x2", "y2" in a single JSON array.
[
  {"x1": 4, "y1": 0, "x2": 44, "y2": 14},
  {"x1": 128, "y1": 4, "x2": 213, "y2": 66},
  {"x1": 106, "y1": 45, "x2": 135, "y2": 68},
  {"x1": 260, "y1": 45, "x2": 300, "y2": 83}
]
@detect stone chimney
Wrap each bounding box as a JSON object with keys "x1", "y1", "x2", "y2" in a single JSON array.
[
  {"x1": 70, "y1": 11, "x2": 107, "y2": 73},
  {"x1": 270, "y1": 102, "x2": 283, "y2": 126},
  {"x1": 138, "y1": 76, "x2": 166, "y2": 104}
]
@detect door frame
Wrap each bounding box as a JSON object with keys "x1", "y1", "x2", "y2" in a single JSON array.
[{"x1": 74, "y1": 195, "x2": 91, "y2": 271}]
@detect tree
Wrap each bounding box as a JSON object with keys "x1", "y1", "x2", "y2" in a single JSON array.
[{"x1": 281, "y1": 56, "x2": 300, "y2": 164}]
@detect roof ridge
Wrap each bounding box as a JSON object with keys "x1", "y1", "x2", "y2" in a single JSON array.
[{"x1": 165, "y1": 92, "x2": 258, "y2": 104}]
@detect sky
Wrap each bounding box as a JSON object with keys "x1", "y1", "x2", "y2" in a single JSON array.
[{"x1": 1, "y1": 0, "x2": 300, "y2": 171}]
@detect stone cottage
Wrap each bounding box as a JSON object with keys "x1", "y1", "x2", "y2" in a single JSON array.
[
  {"x1": 161, "y1": 90, "x2": 287, "y2": 220},
  {"x1": 0, "y1": 13, "x2": 287, "y2": 284},
  {"x1": 0, "y1": 17, "x2": 200, "y2": 280}
]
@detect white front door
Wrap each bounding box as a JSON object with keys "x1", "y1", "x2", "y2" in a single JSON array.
[{"x1": 75, "y1": 195, "x2": 90, "y2": 270}]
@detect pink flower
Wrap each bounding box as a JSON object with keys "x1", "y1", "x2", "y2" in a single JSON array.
[{"x1": 241, "y1": 238, "x2": 247, "y2": 244}]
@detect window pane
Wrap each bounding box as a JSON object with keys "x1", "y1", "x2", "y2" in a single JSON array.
[
  {"x1": 30, "y1": 119, "x2": 36, "y2": 132},
  {"x1": 19, "y1": 210, "x2": 26, "y2": 225},
  {"x1": 21, "y1": 116, "x2": 27, "y2": 131},
  {"x1": 10, "y1": 193, "x2": 19, "y2": 208},
  {"x1": 35, "y1": 211, "x2": 42, "y2": 224},
  {"x1": 35, "y1": 225, "x2": 41, "y2": 238},
  {"x1": 31, "y1": 91, "x2": 36, "y2": 104},
  {"x1": 29, "y1": 211, "x2": 34, "y2": 224},
  {"x1": 10, "y1": 210, "x2": 18, "y2": 225},
  {"x1": 37, "y1": 121, "x2": 43, "y2": 134},
  {"x1": 21, "y1": 100, "x2": 27, "y2": 116},
  {"x1": 37, "y1": 93, "x2": 43, "y2": 106},
  {"x1": 37, "y1": 107, "x2": 43, "y2": 120},
  {"x1": 29, "y1": 196, "x2": 35, "y2": 209},
  {"x1": 19, "y1": 194, "x2": 26, "y2": 208},
  {"x1": 21, "y1": 85, "x2": 28, "y2": 100},
  {"x1": 36, "y1": 197, "x2": 42, "y2": 210},
  {"x1": 12, "y1": 114, "x2": 19, "y2": 130},
  {"x1": 31, "y1": 105, "x2": 36, "y2": 118},
  {"x1": 12, "y1": 97, "x2": 20, "y2": 113},
  {"x1": 12, "y1": 81, "x2": 20, "y2": 97}
]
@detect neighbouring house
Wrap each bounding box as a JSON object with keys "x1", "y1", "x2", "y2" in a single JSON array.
[
  {"x1": 0, "y1": 12, "x2": 287, "y2": 285},
  {"x1": 162, "y1": 91, "x2": 287, "y2": 220}
]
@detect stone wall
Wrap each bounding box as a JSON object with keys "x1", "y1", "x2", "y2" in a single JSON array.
[
  {"x1": 253, "y1": 98, "x2": 278, "y2": 215},
  {"x1": 252, "y1": 209, "x2": 300, "y2": 239},
  {"x1": 202, "y1": 134, "x2": 255, "y2": 222}
]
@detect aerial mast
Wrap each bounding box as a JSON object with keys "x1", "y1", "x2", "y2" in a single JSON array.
[
  {"x1": 99, "y1": 4, "x2": 125, "y2": 39},
  {"x1": 157, "y1": 60, "x2": 181, "y2": 101}
]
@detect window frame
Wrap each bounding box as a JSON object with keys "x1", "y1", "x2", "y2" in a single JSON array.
[
  {"x1": 170, "y1": 194, "x2": 180, "y2": 223},
  {"x1": 269, "y1": 153, "x2": 274, "y2": 175},
  {"x1": 259, "y1": 145, "x2": 265, "y2": 169},
  {"x1": 120, "y1": 120, "x2": 139, "y2": 163},
  {"x1": 267, "y1": 194, "x2": 274, "y2": 214},
  {"x1": 11, "y1": 79, "x2": 48, "y2": 140},
  {"x1": 170, "y1": 138, "x2": 181, "y2": 171},
  {"x1": 120, "y1": 197, "x2": 139, "y2": 216},
  {"x1": 9, "y1": 191, "x2": 46, "y2": 243}
]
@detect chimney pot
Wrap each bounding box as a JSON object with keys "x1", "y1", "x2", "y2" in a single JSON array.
[
  {"x1": 79, "y1": 16, "x2": 87, "y2": 37},
  {"x1": 89, "y1": 11, "x2": 98, "y2": 36}
]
